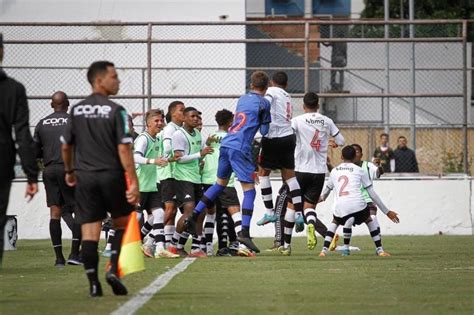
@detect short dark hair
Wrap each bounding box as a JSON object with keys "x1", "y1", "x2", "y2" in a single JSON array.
[
  {"x1": 398, "y1": 135, "x2": 407, "y2": 141},
  {"x1": 184, "y1": 106, "x2": 200, "y2": 115},
  {"x1": 167, "y1": 101, "x2": 184, "y2": 115},
  {"x1": 352, "y1": 143, "x2": 362, "y2": 152},
  {"x1": 250, "y1": 71, "x2": 269, "y2": 90},
  {"x1": 342, "y1": 145, "x2": 356, "y2": 160},
  {"x1": 303, "y1": 92, "x2": 319, "y2": 109},
  {"x1": 272, "y1": 71, "x2": 288, "y2": 86},
  {"x1": 215, "y1": 109, "x2": 233, "y2": 127},
  {"x1": 165, "y1": 112, "x2": 171, "y2": 123},
  {"x1": 87, "y1": 61, "x2": 115, "y2": 85},
  {"x1": 380, "y1": 133, "x2": 389, "y2": 138}
]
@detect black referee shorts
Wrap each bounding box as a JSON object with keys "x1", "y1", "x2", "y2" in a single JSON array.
[
  {"x1": 295, "y1": 172, "x2": 326, "y2": 205},
  {"x1": 259, "y1": 134, "x2": 296, "y2": 170},
  {"x1": 333, "y1": 207, "x2": 370, "y2": 226},
  {"x1": 75, "y1": 170, "x2": 133, "y2": 224},
  {"x1": 42, "y1": 164, "x2": 75, "y2": 207}
]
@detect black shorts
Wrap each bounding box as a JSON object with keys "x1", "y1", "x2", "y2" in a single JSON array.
[
  {"x1": 138, "y1": 191, "x2": 163, "y2": 212},
  {"x1": 367, "y1": 202, "x2": 377, "y2": 215},
  {"x1": 175, "y1": 180, "x2": 203, "y2": 207},
  {"x1": 295, "y1": 172, "x2": 326, "y2": 204},
  {"x1": 219, "y1": 187, "x2": 240, "y2": 209},
  {"x1": 160, "y1": 178, "x2": 176, "y2": 203},
  {"x1": 333, "y1": 207, "x2": 370, "y2": 226},
  {"x1": 203, "y1": 184, "x2": 240, "y2": 209},
  {"x1": 75, "y1": 170, "x2": 133, "y2": 224},
  {"x1": 259, "y1": 134, "x2": 296, "y2": 170},
  {"x1": 42, "y1": 164, "x2": 75, "y2": 207}
]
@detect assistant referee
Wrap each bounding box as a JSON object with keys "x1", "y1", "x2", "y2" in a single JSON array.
[{"x1": 61, "y1": 61, "x2": 139, "y2": 297}]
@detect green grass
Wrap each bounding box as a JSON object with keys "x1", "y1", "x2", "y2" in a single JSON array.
[{"x1": 1, "y1": 236, "x2": 474, "y2": 315}]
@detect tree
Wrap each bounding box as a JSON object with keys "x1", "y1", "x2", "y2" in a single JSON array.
[
  {"x1": 356, "y1": 0, "x2": 473, "y2": 38},
  {"x1": 361, "y1": 0, "x2": 473, "y2": 20}
]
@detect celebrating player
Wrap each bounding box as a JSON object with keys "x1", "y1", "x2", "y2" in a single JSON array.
[
  {"x1": 133, "y1": 109, "x2": 178, "y2": 259},
  {"x1": 187, "y1": 71, "x2": 272, "y2": 254},
  {"x1": 256, "y1": 71, "x2": 306, "y2": 232},
  {"x1": 318, "y1": 146, "x2": 399, "y2": 257},
  {"x1": 282, "y1": 92, "x2": 345, "y2": 254}
]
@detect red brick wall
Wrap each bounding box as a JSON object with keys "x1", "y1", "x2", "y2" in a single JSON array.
[{"x1": 248, "y1": 18, "x2": 321, "y2": 63}]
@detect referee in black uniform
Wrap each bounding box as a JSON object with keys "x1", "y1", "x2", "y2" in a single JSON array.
[
  {"x1": 33, "y1": 91, "x2": 82, "y2": 267},
  {"x1": 61, "y1": 61, "x2": 139, "y2": 297},
  {"x1": 0, "y1": 33, "x2": 39, "y2": 268}
]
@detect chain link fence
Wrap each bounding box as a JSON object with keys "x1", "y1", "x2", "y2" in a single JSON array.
[{"x1": 1, "y1": 20, "x2": 471, "y2": 176}]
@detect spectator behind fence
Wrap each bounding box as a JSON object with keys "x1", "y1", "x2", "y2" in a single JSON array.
[
  {"x1": 373, "y1": 133, "x2": 395, "y2": 173},
  {"x1": 393, "y1": 136, "x2": 419, "y2": 173},
  {"x1": 0, "y1": 33, "x2": 39, "y2": 267}
]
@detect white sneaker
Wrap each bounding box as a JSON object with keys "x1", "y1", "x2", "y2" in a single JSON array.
[
  {"x1": 206, "y1": 242, "x2": 214, "y2": 256},
  {"x1": 141, "y1": 235, "x2": 155, "y2": 258},
  {"x1": 154, "y1": 248, "x2": 179, "y2": 258}
]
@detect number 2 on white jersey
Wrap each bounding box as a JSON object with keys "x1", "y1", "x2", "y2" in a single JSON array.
[{"x1": 338, "y1": 175, "x2": 349, "y2": 196}]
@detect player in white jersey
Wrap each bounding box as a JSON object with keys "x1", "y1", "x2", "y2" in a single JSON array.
[
  {"x1": 257, "y1": 72, "x2": 305, "y2": 232},
  {"x1": 159, "y1": 101, "x2": 184, "y2": 250},
  {"x1": 133, "y1": 109, "x2": 179, "y2": 259},
  {"x1": 318, "y1": 146, "x2": 399, "y2": 257},
  {"x1": 274, "y1": 92, "x2": 346, "y2": 255}
]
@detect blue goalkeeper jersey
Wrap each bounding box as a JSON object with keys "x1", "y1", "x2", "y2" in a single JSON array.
[{"x1": 221, "y1": 91, "x2": 271, "y2": 156}]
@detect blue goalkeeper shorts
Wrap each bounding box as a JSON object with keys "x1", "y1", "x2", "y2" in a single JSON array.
[{"x1": 217, "y1": 147, "x2": 255, "y2": 183}]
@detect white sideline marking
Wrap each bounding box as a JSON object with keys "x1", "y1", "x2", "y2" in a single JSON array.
[{"x1": 111, "y1": 257, "x2": 196, "y2": 315}]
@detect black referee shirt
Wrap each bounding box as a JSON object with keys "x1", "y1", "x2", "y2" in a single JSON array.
[
  {"x1": 33, "y1": 111, "x2": 69, "y2": 166},
  {"x1": 60, "y1": 93, "x2": 133, "y2": 171}
]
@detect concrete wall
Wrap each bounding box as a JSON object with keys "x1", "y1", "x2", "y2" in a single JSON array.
[{"x1": 7, "y1": 177, "x2": 474, "y2": 239}]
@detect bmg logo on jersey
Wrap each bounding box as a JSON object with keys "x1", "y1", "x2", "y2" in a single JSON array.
[
  {"x1": 43, "y1": 117, "x2": 68, "y2": 126},
  {"x1": 74, "y1": 104, "x2": 112, "y2": 118},
  {"x1": 305, "y1": 118, "x2": 325, "y2": 126}
]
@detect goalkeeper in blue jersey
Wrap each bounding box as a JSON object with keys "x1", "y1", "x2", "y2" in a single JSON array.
[{"x1": 186, "y1": 71, "x2": 272, "y2": 253}]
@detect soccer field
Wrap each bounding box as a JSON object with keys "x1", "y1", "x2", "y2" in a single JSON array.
[{"x1": 1, "y1": 236, "x2": 473, "y2": 315}]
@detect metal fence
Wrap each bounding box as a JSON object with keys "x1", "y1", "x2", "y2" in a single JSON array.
[{"x1": 1, "y1": 20, "x2": 471, "y2": 175}]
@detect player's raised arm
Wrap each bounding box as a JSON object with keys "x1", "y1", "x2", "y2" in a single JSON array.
[{"x1": 329, "y1": 118, "x2": 345, "y2": 147}]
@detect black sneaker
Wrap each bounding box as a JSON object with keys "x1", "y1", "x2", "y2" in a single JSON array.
[
  {"x1": 90, "y1": 282, "x2": 103, "y2": 297},
  {"x1": 216, "y1": 247, "x2": 232, "y2": 256},
  {"x1": 227, "y1": 243, "x2": 240, "y2": 256},
  {"x1": 237, "y1": 231, "x2": 260, "y2": 253},
  {"x1": 105, "y1": 272, "x2": 128, "y2": 296},
  {"x1": 67, "y1": 254, "x2": 83, "y2": 266},
  {"x1": 55, "y1": 258, "x2": 66, "y2": 268},
  {"x1": 184, "y1": 215, "x2": 197, "y2": 235}
]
